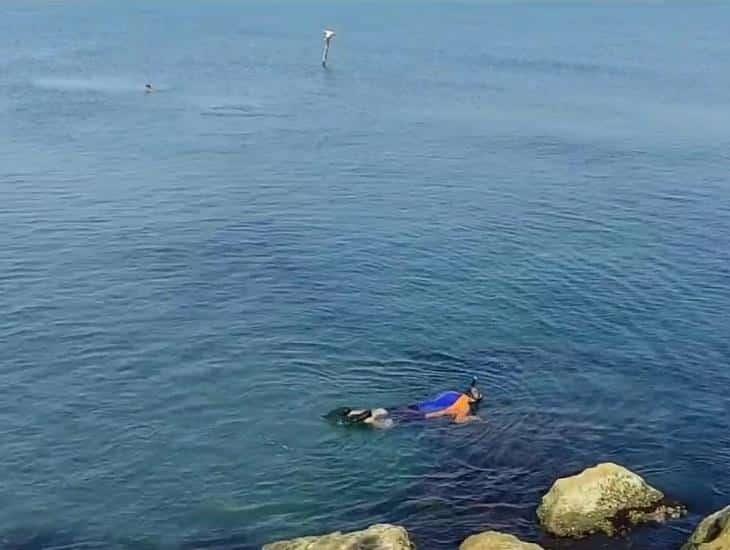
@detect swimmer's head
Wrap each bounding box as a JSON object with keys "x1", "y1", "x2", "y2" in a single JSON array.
[{"x1": 466, "y1": 377, "x2": 483, "y2": 403}]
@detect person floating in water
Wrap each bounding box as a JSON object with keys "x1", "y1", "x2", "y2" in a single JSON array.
[
  {"x1": 325, "y1": 377, "x2": 483, "y2": 429},
  {"x1": 145, "y1": 83, "x2": 153, "y2": 93}
]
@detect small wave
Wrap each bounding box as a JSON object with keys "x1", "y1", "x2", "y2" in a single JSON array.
[
  {"x1": 478, "y1": 54, "x2": 640, "y2": 78},
  {"x1": 31, "y1": 77, "x2": 154, "y2": 94},
  {"x1": 0, "y1": 528, "x2": 105, "y2": 550},
  {"x1": 201, "y1": 104, "x2": 290, "y2": 119}
]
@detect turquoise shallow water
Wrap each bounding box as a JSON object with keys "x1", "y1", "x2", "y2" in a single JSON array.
[{"x1": 1, "y1": 1, "x2": 729, "y2": 549}]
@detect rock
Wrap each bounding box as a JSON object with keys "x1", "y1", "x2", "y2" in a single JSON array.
[
  {"x1": 536, "y1": 462, "x2": 685, "y2": 537},
  {"x1": 263, "y1": 523, "x2": 413, "y2": 550},
  {"x1": 460, "y1": 531, "x2": 544, "y2": 550},
  {"x1": 682, "y1": 505, "x2": 730, "y2": 550}
]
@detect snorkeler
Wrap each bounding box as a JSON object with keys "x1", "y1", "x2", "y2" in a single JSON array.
[{"x1": 325, "y1": 377, "x2": 483, "y2": 428}]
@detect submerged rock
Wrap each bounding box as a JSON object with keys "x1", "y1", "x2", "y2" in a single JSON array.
[
  {"x1": 682, "y1": 505, "x2": 730, "y2": 550},
  {"x1": 536, "y1": 462, "x2": 685, "y2": 537},
  {"x1": 263, "y1": 523, "x2": 413, "y2": 550},
  {"x1": 460, "y1": 531, "x2": 544, "y2": 550}
]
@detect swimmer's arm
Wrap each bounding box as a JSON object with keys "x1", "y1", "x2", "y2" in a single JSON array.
[
  {"x1": 425, "y1": 409, "x2": 450, "y2": 419},
  {"x1": 454, "y1": 415, "x2": 481, "y2": 424}
]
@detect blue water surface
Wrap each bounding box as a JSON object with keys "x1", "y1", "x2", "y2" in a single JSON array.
[{"x1": 1, "y1": 1, "x2": 729, "y2": 549}]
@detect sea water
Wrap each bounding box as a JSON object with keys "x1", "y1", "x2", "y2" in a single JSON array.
[{"x1": 1, "y1": 1, "x2": 729, "y2": 548}]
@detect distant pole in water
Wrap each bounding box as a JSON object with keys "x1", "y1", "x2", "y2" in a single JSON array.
[{"x1": 322, "y1": 29, "x2": 336, "y2": 68}]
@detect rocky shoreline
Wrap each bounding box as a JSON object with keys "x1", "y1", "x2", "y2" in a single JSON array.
[{"x1": 263, "y1": 462, "x2": 728, "y2": 549}]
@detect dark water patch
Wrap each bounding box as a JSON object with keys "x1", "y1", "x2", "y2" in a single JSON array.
[
  {"x1": 180, "y1": 532, "x2": 255, "y2": 550},
  {"x1": 0, "y1": 529, "x2": 106, "y2": 550},
  {"x1": 404, "y1": 350, "x2": 467, "y2": 366}
]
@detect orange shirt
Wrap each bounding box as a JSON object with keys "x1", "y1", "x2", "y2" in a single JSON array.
[{"x1": 443, "y1": 394, "x2": 473, "y2": 418}]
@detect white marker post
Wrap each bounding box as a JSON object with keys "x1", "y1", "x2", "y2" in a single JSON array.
[{"x1": 322, "y1": 29, "x2": 336, "y2": 68}]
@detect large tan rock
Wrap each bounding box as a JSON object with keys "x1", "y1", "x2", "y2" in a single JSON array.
[
  {"x1": 682, "y1": 506, "x2": 730, "y2": 550},
  {"x1": 536, "y1": 462, "x2": 685, "y2": 537},
  {"x1": 460, "y1": 531, "x2": 544, "y2": 550},
  {"x1": 263, "y1": 524, "x2": 413, "y2": 550}
]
